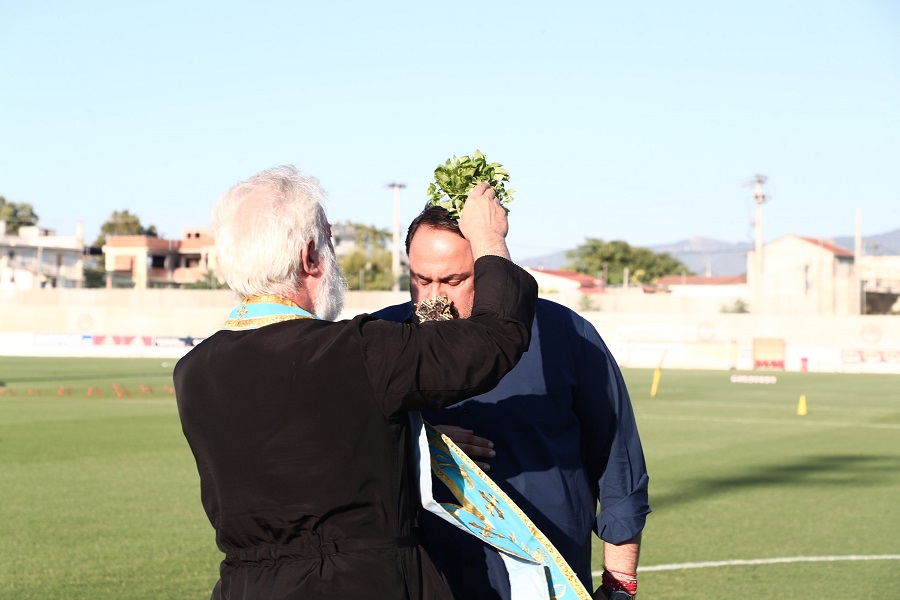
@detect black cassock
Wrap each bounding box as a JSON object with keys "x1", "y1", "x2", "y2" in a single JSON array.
[{"x1": 175, "y1": 257, "x2": 537, "y2": 600}]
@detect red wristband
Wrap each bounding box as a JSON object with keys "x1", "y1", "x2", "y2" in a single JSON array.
[{"x1": 602, "y1": 568, "x2": 638, "y2": 595}]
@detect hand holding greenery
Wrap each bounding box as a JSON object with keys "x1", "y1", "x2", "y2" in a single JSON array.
[{"x1": 426, "y1": 150, "x2": 515, "y2": 220}]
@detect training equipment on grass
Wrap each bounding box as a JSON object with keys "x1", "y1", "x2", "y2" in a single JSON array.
[
  {"x1": 651, "y1": 350, "x2": 668, "y2": 398},
  {"x1": 797, "y1": 394, "x2": 808, "y2": 416},
  {"x1": 729, "y1": 375, "x2": 777, "y2": 384}
]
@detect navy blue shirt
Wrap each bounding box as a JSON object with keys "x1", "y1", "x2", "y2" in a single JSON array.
[{"x1": 373, "y1": 298, "x2": 650, "y2": 599}]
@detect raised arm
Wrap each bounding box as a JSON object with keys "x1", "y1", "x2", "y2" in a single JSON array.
[
  {"x1": 458, "y1": 181, "x2": 510, "y2": 261},
  {"x1": 359, "y1": 182, "x2": 537, "y2": 415}
]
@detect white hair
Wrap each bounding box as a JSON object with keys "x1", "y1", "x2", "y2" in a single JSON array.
[{"x1": 211, "y1": 165, "x2": 332, "y2": 300}]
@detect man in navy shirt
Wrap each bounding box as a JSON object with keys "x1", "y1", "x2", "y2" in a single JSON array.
[{"x1": 374, "y1": 206, "x2": 650, "y2": 600}]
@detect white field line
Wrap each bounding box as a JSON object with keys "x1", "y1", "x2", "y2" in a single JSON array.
[
  {"x1": 639, "y1": 414, "x2": 900, "y2": 430},
  {"x1": 592, "y1": 554, "x2": 900, "y2": 575},
  {"x1": 655, "y1": 400, "x2": 890, "y2": 414}
]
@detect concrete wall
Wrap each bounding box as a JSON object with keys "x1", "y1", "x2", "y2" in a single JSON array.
[
  {"x1": 1, "y1": 288, "x2": 898, "y2": 374},
  {"x1": 581, "y1": 312, "x2": 900, "y2": 374}
]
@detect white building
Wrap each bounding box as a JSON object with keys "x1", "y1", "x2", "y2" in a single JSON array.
[
  {"x1": 747, "y1": 235, "x2": 857, "y2": 315},
  {"x1": 858, "y1": 255, "x2": 900, "y2": 313},
  {"x1": 523, "y1": 267, "x2": 604, "y2": 295},
  {"x1": 0, "y1": 222, "x2": 85, "y2": 289}
]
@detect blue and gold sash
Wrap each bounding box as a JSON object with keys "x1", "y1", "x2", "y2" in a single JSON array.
[
  {"x1": 412, "y1": 413, "x2": 591, "y2": 600},
  {"x1": 222, "y1": 295, "x2": 318, "y2": 331}
]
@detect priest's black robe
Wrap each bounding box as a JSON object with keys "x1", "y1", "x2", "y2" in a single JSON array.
[{"x1": 174, "y1": 256, "x2": 537, "y2": 600}]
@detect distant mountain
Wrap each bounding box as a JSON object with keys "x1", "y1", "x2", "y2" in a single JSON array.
[
  {"x1": 518, "y1": 250, "x2": 569, "y2": 270},
  {"x1": 519, "y1": 237, "x2": 751, "y2": 276},
  {"x1": 519, "y1": 228, "x2": 900, "y2": 278},
  {"x1": 649, "y1": 237, "x2": 752, "y2": 276},
  {"x1": 834, "y1": 227, "x2": 900, "y2": 256}
]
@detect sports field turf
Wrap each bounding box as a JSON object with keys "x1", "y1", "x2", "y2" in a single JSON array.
[{"x1": 1, "y1": 357, "x2": 898, "y2": 598}]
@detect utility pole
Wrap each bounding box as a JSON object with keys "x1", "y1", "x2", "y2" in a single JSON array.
[
  {"x1": 752, "y1": 174, "x2": 768, "y2": 276},
  {"x1": 386, "y1": 182, "x2": 406, "y2": 292},
  {"x1": 855, "y1": 208, "x2": 864, "y2": 315},
  {"x1": 747, "y1": 174, "x2": 769, "y2": 315}
]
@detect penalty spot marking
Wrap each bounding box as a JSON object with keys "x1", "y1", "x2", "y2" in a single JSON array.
[{"x1": 591, "y1": 554, "x2": 900, "y2": 575}]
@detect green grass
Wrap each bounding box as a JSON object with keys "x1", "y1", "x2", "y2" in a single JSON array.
[
  {"x1": 2, "y1": 359, "x2": 899, "y2": 598},
  {"x1": 606, "y1": 369, "x2": 900, "y2": 598},
  {"x1": 0, "y1": 357, "x2": 220, "y2": 599}
]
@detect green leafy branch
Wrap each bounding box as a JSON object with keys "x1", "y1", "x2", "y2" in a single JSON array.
[{"x1": 426, "y1": 149, "x2": 515, "y2": 220}]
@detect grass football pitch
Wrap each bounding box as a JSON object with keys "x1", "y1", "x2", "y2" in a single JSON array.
[{"x1": 1, "y1": 357, "x2": 898, "y2": 599}]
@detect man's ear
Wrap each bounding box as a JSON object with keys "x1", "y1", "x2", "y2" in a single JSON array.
[{"x1": 301, "y1": 237, "x2": 323, "y2": 277}]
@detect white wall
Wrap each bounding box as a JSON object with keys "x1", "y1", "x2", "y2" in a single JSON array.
[{"x1": 1, "y1": 288, "x2": 898, "y2": 374}]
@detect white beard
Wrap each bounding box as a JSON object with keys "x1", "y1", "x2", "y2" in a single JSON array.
[{"x1": 313, "y1": 245, "x2": 348, "y2": 321}]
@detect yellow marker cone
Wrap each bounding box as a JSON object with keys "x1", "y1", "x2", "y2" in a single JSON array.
[
  {"x1": 797, "y1": 394, "x2": 808, "y2": 416},
  {"x1": 650, "y1": 350, "x2": 668, "y2": 398}
]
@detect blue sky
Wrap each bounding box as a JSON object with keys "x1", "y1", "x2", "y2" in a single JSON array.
[{"x1": 2, "y1": 0, "x2": 898, "y2": 261}]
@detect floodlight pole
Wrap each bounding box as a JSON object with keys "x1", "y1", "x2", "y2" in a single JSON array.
[
  {"x1": 386, "y1": 182, "x2": 406, "y2": 291},
  {"x1": 748, "y1": 174, "x2": 769, "y2": 316},
  {"x1": 752, "y1": 174, "x2": 768, "y2": 276}
]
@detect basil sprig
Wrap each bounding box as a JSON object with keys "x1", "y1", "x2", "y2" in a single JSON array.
[{"x1": 426, "y1": 149, "x2": 515, "y2": 220}]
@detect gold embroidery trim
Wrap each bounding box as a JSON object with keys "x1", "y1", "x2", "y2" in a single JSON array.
[
  {"x1": 222, "y1": 313, "x2": 314, "y2": 331},
  {"x1": 431, "y1": 456, "x2": 491, "y2": 525},
  {"x1": 241, "y1": 294, "x2": 301, "y2": 307},
  {"x1": 434, "y1": 430, "x2": 592, "y2": 600}
]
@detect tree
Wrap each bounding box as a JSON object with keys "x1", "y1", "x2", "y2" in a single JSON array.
[
  {"x1": 336, "y1": 222, "x2": 396, "y2": 291},
  {"x1": 93, "y1": 210, "x2": 158, "y2": 247},
  {"x1": 82, "y1": 265, "x2": 106, "y2": 288},
  {"x1": 566, "y1": 238, "x2": 692, "y2": 285},
  {"x1": 86, "y1": 210, "x2": 160, "y2": 287},
  {"x1": 721, "y1": 299, "x2": 749, "y2": 313},
  {"x1": 0, "y1": 195, "x2": 39, "y2": 234}
]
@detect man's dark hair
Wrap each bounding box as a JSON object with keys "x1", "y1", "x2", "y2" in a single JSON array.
[{"x1": 405, "y1": 204, "x2": 464, "y2": 253}]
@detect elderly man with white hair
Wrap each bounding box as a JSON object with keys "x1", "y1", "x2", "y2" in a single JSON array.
[{"x1": 174, "y1": 165, "x2": 537, "y2": 600}]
